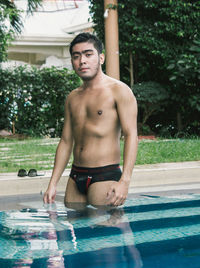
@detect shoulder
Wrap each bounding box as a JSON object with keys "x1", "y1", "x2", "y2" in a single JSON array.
[
  {"x1": 65, "y1": 86, "x2": 82, "y2": 104},
  {"x1": 106, "y1": 76, "x2": 136, "y2": 103}
]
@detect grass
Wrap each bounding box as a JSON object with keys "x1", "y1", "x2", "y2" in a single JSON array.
[
  {"x1": 0, "y1": 138, "x2": 60, "y2": 173},
  {"x1": 135, "y1": 138, "x2": 200, "y2": 165},
  {"x1": 0, "y1": 137, "x2": 200, "y2": 173}
]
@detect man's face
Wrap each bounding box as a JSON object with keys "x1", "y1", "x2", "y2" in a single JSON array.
[{"x1": 71, "y1": 42, "x2": 104, "y2": 81}]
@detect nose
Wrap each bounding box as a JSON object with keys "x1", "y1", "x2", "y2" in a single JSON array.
[{"x1": 80, "y1": 54, "x2": 86, "y2": 65}]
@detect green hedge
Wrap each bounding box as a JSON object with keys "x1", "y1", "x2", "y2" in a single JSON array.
[
  {"x1": 132, "y1": 81, "x2": 169, "y2": 135},
  {"x1": 0, "y1": 66, "x2": 81, "y2": 137}
]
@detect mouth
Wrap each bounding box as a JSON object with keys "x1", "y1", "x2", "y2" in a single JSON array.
[{"x1": 79, "y1": 68, "x2": 89, "y2": 72}]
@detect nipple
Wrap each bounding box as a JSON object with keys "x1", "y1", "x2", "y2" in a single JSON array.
[{"x1": 98, "y1": 110, "x2": 103, "y2": 115}]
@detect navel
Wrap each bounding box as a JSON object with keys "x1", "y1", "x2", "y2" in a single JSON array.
[{"x1": 98, "y1": 110, "x2": 103, "y2": 115}]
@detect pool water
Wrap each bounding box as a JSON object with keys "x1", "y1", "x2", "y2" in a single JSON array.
[{"x1": 0, "y1": 194, "x2": 200, "y2": 267}]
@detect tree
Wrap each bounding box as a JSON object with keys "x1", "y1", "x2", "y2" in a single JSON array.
[
  {"x1": 167, "y1": 37, "x2": 200, "y2": 132},
  {"x1": 133, "y1": 81, "x2": 168, "y2": 126},
  {"x1": 90, "y1": 0, "x2": 199, "y2": 84},
  {"x1": 89, "y1": 0, "x2": 200, "y2": 135},
  {"x1": 0, "y1": 0, "x2": 42, "y2": 62}
]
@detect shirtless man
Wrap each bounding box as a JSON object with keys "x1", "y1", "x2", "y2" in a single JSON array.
[{"x1": 43, "y1": 33, "x2": 138, "y2": 207}]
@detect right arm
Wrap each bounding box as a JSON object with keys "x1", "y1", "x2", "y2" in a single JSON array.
[{"x1": 43, "y1": 96, "x2": 73, "y2": 203}]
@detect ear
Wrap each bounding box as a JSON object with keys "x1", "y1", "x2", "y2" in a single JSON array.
[{"x1": 100, "y1": 53, "x2": 105, "y2": 65}]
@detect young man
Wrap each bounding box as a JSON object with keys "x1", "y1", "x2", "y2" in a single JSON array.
[{"x1": 43, "y1": 33, "x2": 138, "y2": 207}]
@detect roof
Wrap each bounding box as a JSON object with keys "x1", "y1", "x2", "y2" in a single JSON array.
[{"x1": 14, "y1": 0, "x2": 93, "y2": 39}]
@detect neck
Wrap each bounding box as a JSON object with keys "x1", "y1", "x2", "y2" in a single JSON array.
[{"x1": 82, "y1": 70, "x2": 106, "y2": 89}]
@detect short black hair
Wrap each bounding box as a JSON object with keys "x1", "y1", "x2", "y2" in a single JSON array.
[{"x1": 69, "y1": 33, "x2": 103, "y2": 55}]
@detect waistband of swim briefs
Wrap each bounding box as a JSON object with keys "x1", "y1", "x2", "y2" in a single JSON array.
[{"x1": 71, "y1": 164, "x2": 120, "y2": 174}]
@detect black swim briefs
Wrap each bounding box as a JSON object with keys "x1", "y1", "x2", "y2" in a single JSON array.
[{"x1": 69, "y1": 164, "x2": 122, "y2": 194}]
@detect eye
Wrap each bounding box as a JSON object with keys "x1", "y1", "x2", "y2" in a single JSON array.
[
  {"x1": 72, "y1": 54, "x2": 80, "y2": 60},
  {"x1": 86, "y1": 53, "x2": 92, "y2": 57}
]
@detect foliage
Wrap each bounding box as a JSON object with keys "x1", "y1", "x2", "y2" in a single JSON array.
[
  {"x1": 133, "y1": 81, "x2": 168, "y2": 124},
  {"x1": 90, "y1": 0, "x2": 200, "y2": 83},
  {"x1": 0, "y1": 66, "x2": 81, "y2": 137},
  {"x1": 165, "y1": 36, "x2": 200, "y2": 134},
  {"x1": 0, "y1": 1, "x2": 18, "y2": 61},
  {"x1": 167, "y1": 37, "x2": 200, "y2": 111},
  {"x1": 132, "y1": 81, "x2": 168, "y2": 134},
  {"x1": 89, "y1": 0, "x2": 200, "y2": 136}
]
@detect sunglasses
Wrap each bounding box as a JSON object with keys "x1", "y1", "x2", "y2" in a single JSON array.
[{"x1": 17, "y1": 169, "x2": 44, "y2": 177}]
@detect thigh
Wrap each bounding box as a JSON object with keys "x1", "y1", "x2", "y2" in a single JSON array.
[
  {"x1": 64, "y1": 177, "x2": 87, "y2": 209},
  {"x1": 87, "y1": 181, "x2": 118, "y2": 207}
]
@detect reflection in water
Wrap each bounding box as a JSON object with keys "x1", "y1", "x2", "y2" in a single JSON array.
[
  {"x1": 0, "y1": 202, "x2": 142, "y2": 267},
  {"x1": 1, "y1": 195, "x2": 199, "y2": 267}
]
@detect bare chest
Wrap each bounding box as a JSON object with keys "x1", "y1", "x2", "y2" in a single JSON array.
[{"x1": 69, "y1": 92, "x2": 116, "y2": 126}]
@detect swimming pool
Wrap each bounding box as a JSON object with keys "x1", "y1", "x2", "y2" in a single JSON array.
[{"x1": 0, "y1": 193, "x2": 200, "y2": 267}]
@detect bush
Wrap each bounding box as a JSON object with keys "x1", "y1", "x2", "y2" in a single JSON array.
[
  {"x1": 0, "y1": 65, "x2": 81, "y2": 137},
  {"x1": 132, "y1": 81, "x2": 169, "y2": 134}
]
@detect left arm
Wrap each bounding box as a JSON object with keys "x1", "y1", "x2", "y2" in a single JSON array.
[{"x1": 107, "y1": 83, "x2": 138, "y2": 206}]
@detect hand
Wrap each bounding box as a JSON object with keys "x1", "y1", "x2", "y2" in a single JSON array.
[
  {"x1": 43, "y1": 184, "x2": 56, "y2": 204},
  {"x1": 106, "y1": 180, "x2": 129, "y2": 206}
]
